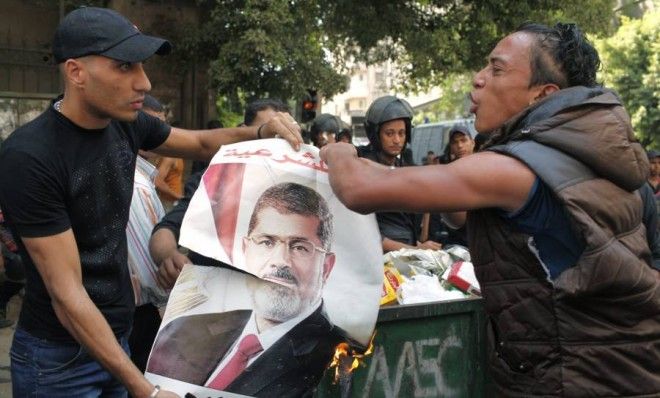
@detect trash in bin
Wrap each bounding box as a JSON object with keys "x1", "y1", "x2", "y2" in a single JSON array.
[
  {"x1": 381, "y1": 266, "x2": 403, "y2": 305},
  {"x1": 442, "y1": 260, "x2": 481, "y2": 295},
  {"x1": 384, "y1": 248, "x2": 452, "y2": 277},
  {"x1": 396, "y1": 274, "x2": 465, "y2": 304},
  {"x1": 445, "y1": 245, "x2": 471, "y2": 262},
  {"x1": 380, "y1": 246, "x2": 477, "y2": 306}
]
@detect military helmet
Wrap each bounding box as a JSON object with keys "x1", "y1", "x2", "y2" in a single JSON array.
[
  {"x1": 310, "y1": 114, "x2": 352, "y2": 145},
  {"x1": 364, "y1": 95, "x2": 413, "y2": 151},
  {"x1": 311, "y1": 114, "x2": 342, "y2": 137}
]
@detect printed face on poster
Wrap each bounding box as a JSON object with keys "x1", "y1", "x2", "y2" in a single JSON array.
[{"x1": 145, "y1": 139, "x2": 383, "y2": 397}]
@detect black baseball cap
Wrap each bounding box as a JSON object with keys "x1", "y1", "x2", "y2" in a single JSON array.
[{"x1": 52, "y1": 7, "x2": 171, "y2": 64}]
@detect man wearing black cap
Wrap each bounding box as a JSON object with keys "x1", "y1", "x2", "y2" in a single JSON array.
[
  {"x1": 0, "y1": 7, "x2": 301, "y2": 398},
  {"x1": 447, "y1": 125, "x2": 475, "y2": 161}
]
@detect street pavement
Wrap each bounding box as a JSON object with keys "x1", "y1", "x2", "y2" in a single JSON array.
[{"x1": 0, "y1": 294, "x2": 19, "y2": 397}]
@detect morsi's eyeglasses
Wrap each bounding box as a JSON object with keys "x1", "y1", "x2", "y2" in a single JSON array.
[{"x1": 246, "y1": 235, "x2": 330, "y2": 260}]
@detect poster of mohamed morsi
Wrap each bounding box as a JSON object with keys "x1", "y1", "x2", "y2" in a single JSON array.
[{"x1": 145, "y1": 139, "x2": 383, "y2": 397}]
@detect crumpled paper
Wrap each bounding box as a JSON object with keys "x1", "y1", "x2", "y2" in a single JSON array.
[
  {"x1": 384, "y1": 248, "x2": 453, "y2": 277},
  {"x1": 380, "y1": 246, "x2": 475, "y2": 305},
  {"x1": 396, "y1": 274, "x2": 466, "y2": 304},
  {"x1": 445, "y1": 245, "x2": 471, "y2": 262}
]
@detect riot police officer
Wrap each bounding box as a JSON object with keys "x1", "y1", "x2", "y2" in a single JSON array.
[
  {"x1": 357, "y1": 96, "x2": 442, "y2": 252},
  {"x1": 310, "y1": 113, "x2": 352, "y2": 148}
]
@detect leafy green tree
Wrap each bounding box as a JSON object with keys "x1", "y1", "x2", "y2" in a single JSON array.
[
  {"x1": 595, "y1": 10, "x2": 659, "y2": 149},
  {"x1": 322, "y1": 0, "x2": 615, "y2": 90},
  {"x1": 162, "y1": 0, "x2": 616, "y2": 114},
  {"x1": 168, "y1": 0, "x2": 348, "y2": 107},
  {"x1": 215, "y1": 95, "x2": 245, "y2": 128}
]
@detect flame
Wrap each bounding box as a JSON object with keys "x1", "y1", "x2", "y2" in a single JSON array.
[{"x1": 329, "y1": 331, "x2": 377, "y2": 383}]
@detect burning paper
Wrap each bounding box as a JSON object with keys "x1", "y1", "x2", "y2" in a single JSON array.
[{"x1": 145, "y1": 140, "x2": 382, "y2": 397}]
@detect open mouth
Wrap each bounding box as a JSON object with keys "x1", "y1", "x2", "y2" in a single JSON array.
[{"x1": 468, "y1": 93, "x2": 478, "y2": 114}]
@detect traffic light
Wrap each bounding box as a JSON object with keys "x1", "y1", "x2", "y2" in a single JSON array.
[{"x1": 301, "y1": 89, "x2": 318, "y2": 123}]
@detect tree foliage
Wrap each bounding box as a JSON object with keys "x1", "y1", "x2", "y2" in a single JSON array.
[
  {"x1": 167, "y1": 0, "x2": 348, "y2": 105},
  {"x1": 167, "y1": 0, "x2": 615, "y2": 108},
  {"x1": 322, "y1": 0, "x2": 614, "y2": 92},
  {"x1": 594, "y1": 10, "x2": 659, "y2": 149},
  {"x1": 412, "y1": 73, "x2": 472, "y2": 124}
]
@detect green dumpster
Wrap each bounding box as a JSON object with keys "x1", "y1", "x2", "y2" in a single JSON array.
[{"x1": 316, "y1": 297, "x2": 489, "y2": 398}]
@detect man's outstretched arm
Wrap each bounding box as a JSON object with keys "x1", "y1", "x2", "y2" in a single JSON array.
[
  {"x1": 22, "y1": 230, "x2": 178, "y2": 398},
  {"x1": 153, "y1": 112, "x2": 303, "y2": 161},
  {"x1": 320, "y1": 143, "x2": 536, "y2": 215}
]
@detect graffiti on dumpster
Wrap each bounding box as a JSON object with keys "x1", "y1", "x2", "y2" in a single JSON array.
[{"x1": 361, "y1": 332, "x2": 462, "y2": 398}]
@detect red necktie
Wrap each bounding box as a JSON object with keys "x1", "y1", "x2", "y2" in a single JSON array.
[{"x1": 208, "y1": 334, "x2": 263, "y2": 390}]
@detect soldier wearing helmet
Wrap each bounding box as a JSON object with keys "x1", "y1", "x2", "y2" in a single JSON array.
[
  {"x1": 310, "y1": 114, "x2": 339, "y2": 148},
  {"x1": 336, "y1": 126, "x2": 353, "y2": 144},
  {"x1": 358, "y1": 96, "x2": 413, "y2": 167},
  {"x1": 310, "y1": 114, "x2": 352, "y2": 148},
  {"x1": 356, "y1": 96, "x2": 442, "y2": 252}
]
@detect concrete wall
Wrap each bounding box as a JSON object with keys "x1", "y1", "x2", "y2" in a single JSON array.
[
  {"x1": 111, "y1": 0, "x2": 215, "y2": 128},
  {"x1": 0, "y1": 0, "x2": 215, "y2": 129},
  {"x1": 0, "y1": 0, "x2": 62, "y2": 96}
]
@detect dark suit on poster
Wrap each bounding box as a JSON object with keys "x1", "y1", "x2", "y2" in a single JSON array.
[{"x1": 146, "y1": 304, "x2": 348, "y2": 397}]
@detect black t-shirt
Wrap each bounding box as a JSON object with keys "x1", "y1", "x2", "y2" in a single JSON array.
[
  {"x1": 375, "y1": 211, "x2": 417, "y2": 244},
  {"x1": 0, "y1": 104, "x2": 170, "y2": 342}
]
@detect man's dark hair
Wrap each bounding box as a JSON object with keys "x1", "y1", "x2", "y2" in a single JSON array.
[
  {"x1": 247, "y1": 182, "x2": 333, "y2": 250},
  {"x1": 515, "y1": 22, "x2": 601, "y2": 89},
  {"x1": 243, "y1": 98, "x2": 290, "y2": 126}
]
